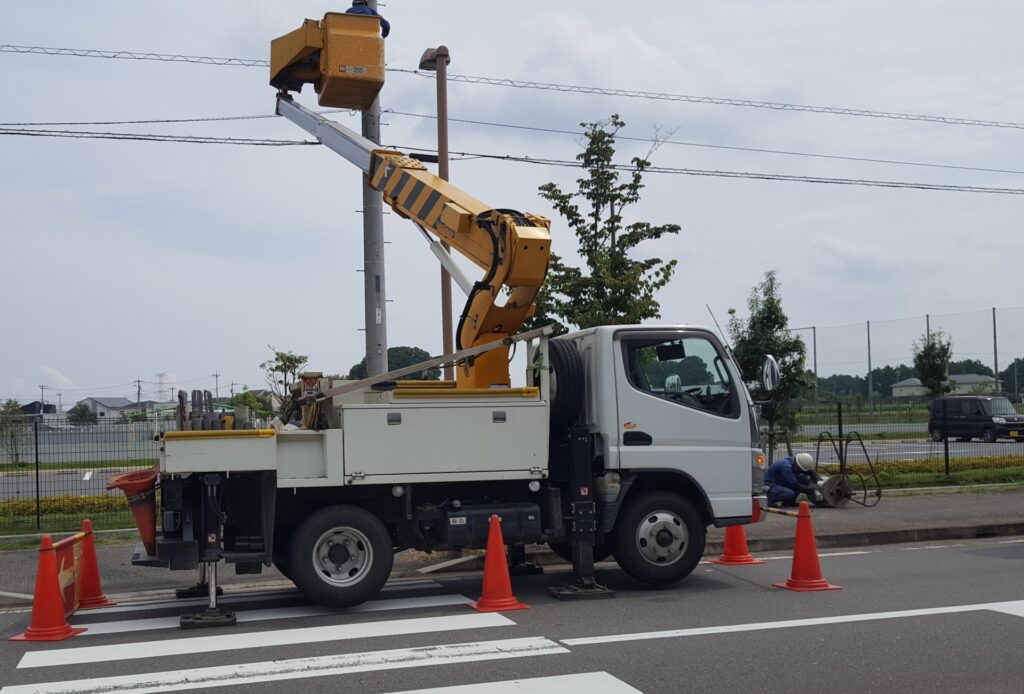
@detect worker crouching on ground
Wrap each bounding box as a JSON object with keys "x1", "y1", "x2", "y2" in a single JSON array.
[
  {"x1": 763, "y1": 453, "x2": 822, "y2": 507},
  {"x1": 347, "y1": 0, "x2": 391, "y2": 37}
]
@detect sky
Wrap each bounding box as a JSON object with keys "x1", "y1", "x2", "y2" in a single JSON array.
[{"x1": 2, "y1": 0, "x2": 1023, "y2": 406}]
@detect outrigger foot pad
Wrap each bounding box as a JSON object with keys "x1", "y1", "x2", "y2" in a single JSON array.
[
  {"x1": 548, "y1": 580, "x2": 615, "y2": 601},
  {"x1": 180, "y1": 609, "x2": 236, "y2": 629}
]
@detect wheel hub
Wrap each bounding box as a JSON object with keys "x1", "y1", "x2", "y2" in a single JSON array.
[
  {"x1": 313, "y1": 527, "x2": 373, "y2": 587},
  {"x1": 636, "y1": 511, "x2": 688, "y2": 565}
]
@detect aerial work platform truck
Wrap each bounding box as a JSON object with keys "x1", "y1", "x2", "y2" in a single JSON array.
[{"x1": 111, "y1": 12, "x2": 775, "y2": 626}]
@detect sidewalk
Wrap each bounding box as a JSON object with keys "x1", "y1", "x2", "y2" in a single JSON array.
[{"x1": 2, "y1": 487, "x2": 1022, "y2": 607}]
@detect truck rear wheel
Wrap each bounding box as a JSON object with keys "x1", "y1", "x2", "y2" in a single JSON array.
[
  {"x1": 548, "y1": 338, "x2": 584, "y2": 432},
  {"x1": 613, "y1": 491, "x2": 704, "y2": 586},
  {"x1": 289, "y1": 505, "x2": 393, "y2": 608}
]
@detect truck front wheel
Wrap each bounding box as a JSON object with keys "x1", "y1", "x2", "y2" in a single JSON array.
[
  {"x1": 289, "y1": 505, "x2": 394, "y2": 607},
  {"x1": 613, "y1": 491, "x2": 704, "y2": 585}
]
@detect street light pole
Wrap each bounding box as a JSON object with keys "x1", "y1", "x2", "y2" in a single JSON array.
[{"x1": 419, "y1": 45, "x2": 454, "y2": 380}]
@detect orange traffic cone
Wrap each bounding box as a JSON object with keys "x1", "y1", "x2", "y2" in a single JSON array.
[
  {"x1": 78, "y1": 519, "x2": 114, "y2": 609},
  {"x1": 471, "y1": 515, "x2": 528, "y2": 612},
  {"x1": 9, "y1": 536, "x2": 87, "y2": 641},
  {"x1": 711, "y1": 526, "x2": 764, "y2": 565},
  {"x1": 773, "y1": 501, "x2": 841, "y2": 592},
  {"x1": 107, "y1": 465, "x2": 158, "y2": 557}
]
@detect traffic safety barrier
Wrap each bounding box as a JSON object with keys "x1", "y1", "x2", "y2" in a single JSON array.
[
  {"x1": 107, "y1": 464, "x2": 159, "y2": 557},
  {"x1": 471, "y1": 514, "x2": 528, "y2": 612},
  {"x1": 773, "y1": 501, "x2": 842, "y2": 592},
  {"x1": 710, "y1": 525, "x2": 764, "y2": 565},
  {"x1": 10, "y1": 518, "x2": 113, "y2": 641}
]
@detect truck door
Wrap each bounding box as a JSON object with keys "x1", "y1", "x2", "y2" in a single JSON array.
[{"x1": 613, "y1": 330, "x2": 752, "y2": 520}]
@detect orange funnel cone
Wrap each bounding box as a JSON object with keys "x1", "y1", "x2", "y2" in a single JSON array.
[
  {"x1": 78, "y1": 519, "x2": 114, "y2": 608},
  {"x1": 472, "y1": 515, "x2": 528, "y2": 612},
  {"x1": 711, "y1": 526, "x2": 764, "y2": 565},
  {"x1": 9, "y1": 536, "x2": 87, "y2": 641},
  {"x1": 107, "y1": 465, "x2": 158, "y2": 557},
  {"x1": 774, "y1": 501, "x2": 841, "y2": 592}
]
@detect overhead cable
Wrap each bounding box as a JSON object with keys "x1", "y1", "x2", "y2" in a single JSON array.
[
  {"x1": 4, "y1": 43, "x2": 1022, "y2": 130},
  {"x1": 0, "y1": 127, "x2": 315, "y2": 146}
]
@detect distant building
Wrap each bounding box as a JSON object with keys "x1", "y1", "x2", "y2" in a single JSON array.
[
  {"x1": 19, "y1": 401, "x2": 57, "y2": 415},
  {"x1": 947, "y1": 374, "x2": 998, "y2": 395},
  {"x1": 891, "y1": 378, "x2": 928, "y2": 398},
  {"x1": 75, "y1": 397, "x2": 134, "y2": 418}
]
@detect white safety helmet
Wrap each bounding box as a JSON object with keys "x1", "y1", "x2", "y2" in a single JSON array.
[{"x1": 795, "y1": 453, "x2": 814, "y2": 471}]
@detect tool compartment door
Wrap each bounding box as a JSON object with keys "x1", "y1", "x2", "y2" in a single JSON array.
[{"x1": 341, "y1": 401, "x2": 547, "y2": 483}]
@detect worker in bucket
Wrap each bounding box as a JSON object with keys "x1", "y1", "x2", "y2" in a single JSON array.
[
  {"x1": 763, "y1": 453, "x2": 822, "y2": 507},
  {"x1": 347, "y1": 0, "x2": 391, "y2": 38}
]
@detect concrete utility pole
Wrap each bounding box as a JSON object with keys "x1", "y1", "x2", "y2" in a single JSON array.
[
  {"x1": 212, "y1": 372, "x2": 221, "y2": 399},
  {"x1": 420, "y1": 45, "x2": 454, "y2": 379},
  {"x1": 39, "y1": 385, "x2": 45, "y2": 408},
  {"x1": 362, "y1": 0, "x2": 388, "y2": 377}
]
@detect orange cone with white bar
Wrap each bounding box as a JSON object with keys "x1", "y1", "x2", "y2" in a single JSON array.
[
  {"x1": 773, "y1": 501, "x2": 841, "y2": 592},
  {"x1": 471, "y1": 514, "x2": 528, "y2": 612},
  {"x1": 711, "y1": 525, "x2": 764, "y2": 565},
  {"x1": 78, "y1": 519, "x2": 114, "y2": 608},
  {"x1": 9, "y1": 536, "x2": 87, "y2": 641}
]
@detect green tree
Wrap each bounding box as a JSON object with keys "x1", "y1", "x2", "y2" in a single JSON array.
[
  {"x1": 727, "y1": 271, "x2": 813, "y2": 429},
  {"x1": 260, "y1": 346, "x2": 309, "y2": 414},
  {"x1": 998, "y1": 357, "x2": 1024, "y2": 399},
  {"x1": 67, "y1": 401, "x2": 98, "y2": 424},
  {"x1": 868, "y1": 364, "x2": 917, "y2": 398},
  {"x1": 0, "y1": 399, "x2": 28, "y2": 466},
  {"x1": 530, "y1": 114, "x2": 680, "y2": 331},
  {"x1": 347, "y1": 346, "x2": 440, "y2": 381},
  {"x1": 229, "y1": 390, "x2": 273, "y2": 417},
  {"x1": 912, "y1": 330, "x2": 953, "y2": 397}
]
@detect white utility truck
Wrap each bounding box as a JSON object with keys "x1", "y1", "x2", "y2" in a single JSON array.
[{"x1": 115, "y1": 13, "x2": 773, "y2": 625}]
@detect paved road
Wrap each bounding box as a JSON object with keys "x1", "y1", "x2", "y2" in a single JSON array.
[
  {"x1": 2, "y1": 537, "x2": 1022, "y2": 693},
  {"x1": 0, "y1": 468, "x2": 132, "y2": 501}
]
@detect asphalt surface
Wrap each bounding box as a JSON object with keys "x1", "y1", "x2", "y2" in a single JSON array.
[{"x1": 2, "y1": 487, "x2": 1022, "y2": 604}]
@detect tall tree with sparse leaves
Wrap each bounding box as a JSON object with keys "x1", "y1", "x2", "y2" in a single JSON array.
[
  {"x1": 913, "y1": 330, "x2": 953, "y2": 397},
  {"x1": 529, "y1": 115, "x2": 680, "y2": 331},
  {"x1": 0, "y1": 399, "x2": 28, "y2": 466},
  {"x1": 727, "y1": 271, "x2": 813, "y2": 430},
  {"x1": 260, "y1": 346, "x2": 309, "y2": 415}
]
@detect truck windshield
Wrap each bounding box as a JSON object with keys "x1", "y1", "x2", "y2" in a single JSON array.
[
  {"x1": 983, "y1": 398, "x2": 1016, "y2": 416},
  {"x1": 623, "y1": 335, "x2": 737, "y2": 417}
]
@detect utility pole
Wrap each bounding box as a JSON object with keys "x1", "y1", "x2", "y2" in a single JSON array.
[
  {"x1": 155, "y1": 373, "x2": 168, "y2": 401},
  {"x1": 231, "y1": 382, "x2": 238, "y2": 397},
  {"x1": 57, "y1": 392, "x2": 62, "y2": 413},
  {"x1": 136, "y1": 378, "x2": 142, "y2": 412},
  {"x1": 420, "y1": 45, "x2": 454, "y2": 379},
  {"x1": 39, "y1": 385, "x2": 45, "y2": 408},
  {"x1": 362, "y1": 0, "x2": 388, "y2": 377},
  {"x1": 212, "y1": 372, "x2": 221, "y2": 399}
]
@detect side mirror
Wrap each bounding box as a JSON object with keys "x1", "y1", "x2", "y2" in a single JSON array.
[{"x1": 761, "y1": 355, "x2": 781, "y2": 392}]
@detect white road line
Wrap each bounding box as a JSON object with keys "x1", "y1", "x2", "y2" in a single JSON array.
[
  {"x1": 562, "y1": 600, "x2": 1024, "y2": 646},
  {"x1": 82, "y1": 471, "x2": 93, "y2": 481},
  {"x1": 76, "y1": 594, "x2": 472, "y2": 636},
  {"x1": 385, "y1": 671, "x2": 642, "y2": 693},
  {"x1": 2, "y1": 637, "x2": 565, "y2": 694},
  {"x1": 18, "y1": 612, "x2": 514, "y2": 669}
]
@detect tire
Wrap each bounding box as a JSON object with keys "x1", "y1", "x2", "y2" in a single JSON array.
[
  {"x1": 613, "y1": 491, "x2": 705, "y2": 586},
  {"x1": 982, "y1": 429, "x2": 997, "y2": 443},
  {"x1": 288, "y1": 505, "x2": 393, "y2": 608},
  {"x1": 930, "y1": 428, "x2": 944, "y2": 442},
  {"x1": 548, "y1": 338, "x2": 584, "y2": 433},
  {"x1": 548, "y1": 540, "x2": 612, "y2": 564}
]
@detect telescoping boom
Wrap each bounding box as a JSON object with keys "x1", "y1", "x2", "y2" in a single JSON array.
[{"x1": 271, "y1": 13, "x2": 552, "y2": 389}]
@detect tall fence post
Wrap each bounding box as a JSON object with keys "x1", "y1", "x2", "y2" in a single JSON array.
[
  {"x1": 836, "y1": 401, "x2": 844, "y2": 472},
  {"x1": 942, "y1": 399, "x2": 950, "y2": 476},
  {"x1": 33, "y1": 418, "x2": 41, "y2": 530}
]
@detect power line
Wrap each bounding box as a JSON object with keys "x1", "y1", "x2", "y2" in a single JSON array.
[
  {"x1": 4, "y1": 123, "x2": 1021, "y2": 193},
  {"x1": 0, "y1": 127, "x2": 315, "y2": 146},
  {"x1": 5, "y1": 106, "x2": 1024, "y2": 178},
  {"x1": 5, "y1": 43, "x2": 1023, "y2": 131}
]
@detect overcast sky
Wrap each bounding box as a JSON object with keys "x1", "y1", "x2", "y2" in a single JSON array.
[{"x1": 3, "y1": 0, "x2": 1023, "y2": 405}]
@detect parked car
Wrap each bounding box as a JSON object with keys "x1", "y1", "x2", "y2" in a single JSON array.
[{"x1": 928, "y1": 395, "x2": 1024, "y2": 442}]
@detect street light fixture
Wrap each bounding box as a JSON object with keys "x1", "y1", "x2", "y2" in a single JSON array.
[{"x1": 418, "y1": 45, "x2": 454, "y2": 380}]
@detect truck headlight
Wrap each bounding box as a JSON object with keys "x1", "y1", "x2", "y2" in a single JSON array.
[{"x1": 993, "y1": 417, "x2": 1007, "y2": 424}]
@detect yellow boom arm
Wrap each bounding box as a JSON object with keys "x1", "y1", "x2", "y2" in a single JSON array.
[{"x1": 271, "y1": 14, "x2": 551, "y2": 388}]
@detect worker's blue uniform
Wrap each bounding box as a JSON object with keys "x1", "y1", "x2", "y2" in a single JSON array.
[
  {"x1": 346, "y1": 6, "x2": 390, "y2": 38},
  {"x1": 763, "y1": 457, "x2": 816, "y2": 507}
]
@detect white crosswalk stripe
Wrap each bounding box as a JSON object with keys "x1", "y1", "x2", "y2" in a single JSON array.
[
  {"x1": 74, "y1": 594, "x2": 471, "y2": 636},
  {"x1": 3, "y1": 587, "x2": 649, "y2": 694},
  {"x1": 3, "y1": 637, "x2": 568, "y2": 694},
  {"x1": 384, "y1": 671, "x2": 643, "y2": 693}
]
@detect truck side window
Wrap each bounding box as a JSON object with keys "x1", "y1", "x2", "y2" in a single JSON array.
[{"x1": 623, "y1": 336, "x2": 738, "y2": 417}]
